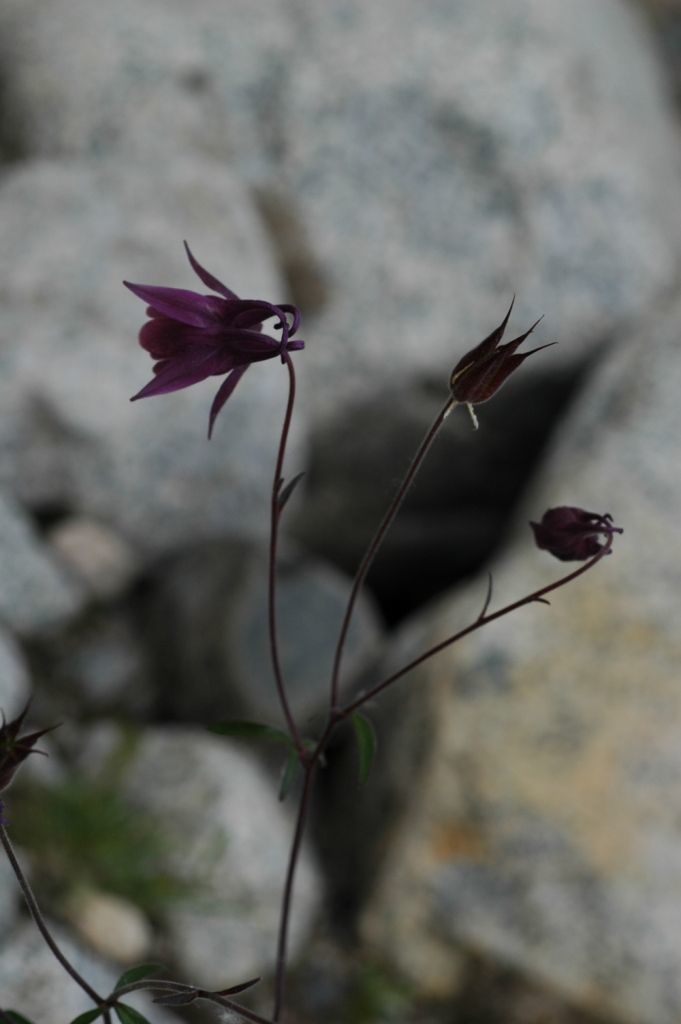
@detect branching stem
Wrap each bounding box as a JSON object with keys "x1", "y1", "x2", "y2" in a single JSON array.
[{"x1": 328, "y1": 395, "x2": 457, "y2": 709}]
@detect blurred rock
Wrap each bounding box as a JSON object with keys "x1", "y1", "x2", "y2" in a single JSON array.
[
  {"x1": 152, "y1": 540, "x2": 383, "y2": 724},
  {"x1": 0, "y1": 157, "x2": 307, "y2": 557},
  {"x1": 62, "y1": 886, "x2": 153, "y2": 965},
  {"x1": 638, "y1": 0, "x2": 681, "y2": 106},
  {"x1": 0, "y1": 491, "x2": 83, "y2": 636},
  {"x1": 0, "y1": 625, "x2": 31, "y2": 715},
  {"x1": 359, "y1": 293, "x2": 681, "y2": 1024},
  {"x1": 31, "y1": 609, "x2": 151, "y2": 719},
  {"x1": 0, "y1": 918, "x2": 176, "y2": 1024},
  {"x1": 48, "y1": 517, "x2": 138, "y2": 601},
  {"x1": 0, "y1": 0, "x2": 294, "y2": 174},
  {"x1": 81, "y1": 724, "x2": 322, "y2": 987},
  {"x1": 277, "y1": 0, "x2": 681, "y2": 418}
]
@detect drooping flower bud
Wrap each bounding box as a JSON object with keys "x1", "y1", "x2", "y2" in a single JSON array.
[
  {"x1": 450, "y1": 298, "x2": 554, "y2": 427},
  {"x1": 531, "y1": 507, "x2": 623, "y2": 562}
]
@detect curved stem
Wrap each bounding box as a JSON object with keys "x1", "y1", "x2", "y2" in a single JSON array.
[
  {"x1": 328, "y1": 395, "x2": 456, "y2": 709},
  {"x1": 113, "y1": 979, "x2": 273, "y2": 1024},
  {"x1": 0, "y1": 822, "x2": 104, "y2": 1006},
  {"x1": 342, "y1": 536, "x2": 615, "y2": 717},
  {"x1": 269, "y1": 355, "x2": 304, "y2": 755},
  {"x1": 272, "y1": 759, "x2": 318, "y2": 1022}
]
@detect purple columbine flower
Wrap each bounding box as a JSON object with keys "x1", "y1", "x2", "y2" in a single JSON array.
[
  {"x1": 124, "y1": 243, "x2": 304, "y2": 438},
  {"x1": 0, "y1": 701, "x2": 58, "y2": 796},
  {"x1": 450, "y1": 298, "x2": 554, "y2": 427},
  {"x1": 531, "y1": 507, "x2": 623, "y2": 562}
]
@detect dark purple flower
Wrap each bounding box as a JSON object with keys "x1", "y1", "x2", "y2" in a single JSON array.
[
  {"x1": 531, "y1": 507, "x2": 623, "y2": 562},
  {"x1": 450, "y1": 298, "x2": 554, "y2": 427},
  {"x1": 124, "y1": 243, "x2": 304, "y2": 438},
  {"x1": 0, "y1": 701, "x2": 58, "y2": 796}
]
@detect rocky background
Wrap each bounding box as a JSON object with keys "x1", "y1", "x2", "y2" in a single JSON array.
[{"x1": 0, "y1": 1, "x2": 680, "y2": 1022}]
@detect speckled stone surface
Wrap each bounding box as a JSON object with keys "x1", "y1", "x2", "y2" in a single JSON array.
[{"x1": 359, "y1": 293, "x2": 681, "y2": 1024}]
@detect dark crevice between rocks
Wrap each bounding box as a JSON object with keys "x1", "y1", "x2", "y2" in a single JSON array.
[{"x1": 292, "y1": 357, "x2": 593, "y2": 629}]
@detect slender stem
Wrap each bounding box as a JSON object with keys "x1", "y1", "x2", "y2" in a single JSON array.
[
  {"x1": 272, "y1": 759, "x2": 318, "y2": 1022},
  {"x1": 269, "y1": 354, "x2": 304, "y2": 755},
  {"x1": 342, "y1": 536, "x2": 615, "y2": 717},
  {"x1": 328, "y1": 394, "x2": 456, "y2": 709},
  {"x1": 117, "y1": 979, "x2": 274, "y2": 1024},
  {"x1": 203, "y1": 993, "x2": 274, "y2": 1024},
  {"x1": 0, "y1": 822, "x2": 104, "y2": 1006}
]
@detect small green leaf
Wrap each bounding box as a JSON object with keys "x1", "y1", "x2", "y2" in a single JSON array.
[
  {"x1": 210, "y1": 721, "x2": 293, "y2": 747},
  {"x1": 114, "y1": 963, "x2": 166, "y2": 991},
  {"x1": 5, "y1": 1012, "x2": 40, "y2": 1024},
  {"x1": 278, "y1": 749, "x2": 302, "y2": 801},
  {"x1": 352, "y1": 713, "x2": 377, "y2": 785},
  {"x1": 277, "y1": 472, "x2": 305, "y2": 511},
  {"x1": 67, "y1": 1011, "x2": 105, "y2": 1024},
  {"x1": 114, "y1": 1006, "x2": 152, "y2": 1024}
]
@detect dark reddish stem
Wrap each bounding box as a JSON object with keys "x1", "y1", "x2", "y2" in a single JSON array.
[
  {"x1": 272, "y1": 759, "x2": 319, "y2": 1022},
  {"x1": 0, "y1": 821, "x2": 105, "y2": 1008},
  {"x1": 328, "y1": 395, "x2": 456, "y2": 709},
  {"x1": 342, "y1": 534, "x2": 616, "y2": 717},
  {"x1": 269, "y1": 355, "x2": 304, "y2": 756}
]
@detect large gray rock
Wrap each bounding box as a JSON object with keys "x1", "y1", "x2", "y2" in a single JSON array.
[
  {"x1": 0, "y1": 492, "x2": 83, "y2": 636},
  {"x1": 0, "y1": 0, "x2": 294, "y2": 174},
  {"x1": 0, "y1": 624, "x2": 31, "y2": 713},
  {"x1": 359, "y1": 293, "x2": 681, "y2": 1024},
  {"x1": 82, "y1": 725, "x2": 322, "y2": 988},
  {"x1": 152, "y1": 541, "x2": 383, "y2": 724},
  {"x1": 0, "y1": 158, "x2": 307, "y2": 557},
  {"x1": 277, "y1": 0, "x2": 681, "y2": 416},
  {"x1": 0, "y1": 918, "x2": 176, "y2": 1024}
]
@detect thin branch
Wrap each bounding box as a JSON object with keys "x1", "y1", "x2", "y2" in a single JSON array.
[
  {"x1": 342, "y1": 536, "x2": 615, "y2": 717},
  {"x1": 268, "y1": 354, "x2": 304, "y2": 755},
  {"x1": 328, "y1": 394, "x2": 457, "y2": 709},
  {"x1": 272, "y1": 759, "x2": 318, "y2": 1022},
  {"x1": 0, "y1": 823, "x2": 104, "y2": 1006},
  {"x1": 477, "y1": 572, "x2": 494, "y2": 622}
]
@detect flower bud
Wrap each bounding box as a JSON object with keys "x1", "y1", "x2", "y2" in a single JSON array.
[
  {"x1": 531, "y1": 507, "x2": 622, "y2": 562},
  {"x1": 450, "y1": 298, "x2": 554, "y2": 427},
  {"x1": 0, "y1": 701, "x2": 58, "y2": 795}
]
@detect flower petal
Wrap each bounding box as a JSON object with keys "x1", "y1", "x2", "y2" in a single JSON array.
[
  {"x1": 124, "y1": 282, "x2": 225, "y2": 327},
  {"x1": 139, "y1": 317, "x2": 220, "y2": 358},
  {"x1": 208, "y1": 366, "x2": 249, "y2": 438},
  {"x1": 184, "y1": 241, "x2": 239, "y2": 300},
  {"x1": 131, "y1": 350, "x2": 237, "y2": 400},
  {"x1": 450, "y1": 296, "x2": 515, "y2": 379}
]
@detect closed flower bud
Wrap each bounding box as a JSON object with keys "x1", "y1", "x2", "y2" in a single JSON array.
[
  {"x1": 450, "y1": 298, "x2": 554, "y2": 427},
  {"x1": 0, "y1": 701, "x2": 58, "y2": 795},
  {"x1": 531, "y1": 506, "x2": 623, "y2": 562}
]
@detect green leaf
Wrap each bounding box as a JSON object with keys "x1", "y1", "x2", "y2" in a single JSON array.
[
  {"x1": 278, "y1": 749, "x2": 302, "y2": 801},
  {"x1": 114, "y1": 1006, "x2": 152, "y2": 1024},
  {"x1": 67, "y1": 1011, "x2": 105, "y2": 1024},
  {"x1": 5, "y1": 1012, "x2": 40, "y2": 1024},
  {"x1": 210, "y1": 721, "x2": 293, "y2": 747},
  {"x1": 114, "y1": 963, "x2": 166, "y2": 991},
  {"x1": 352, "y1": 713, "x2": 377, "y2": 785}
]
